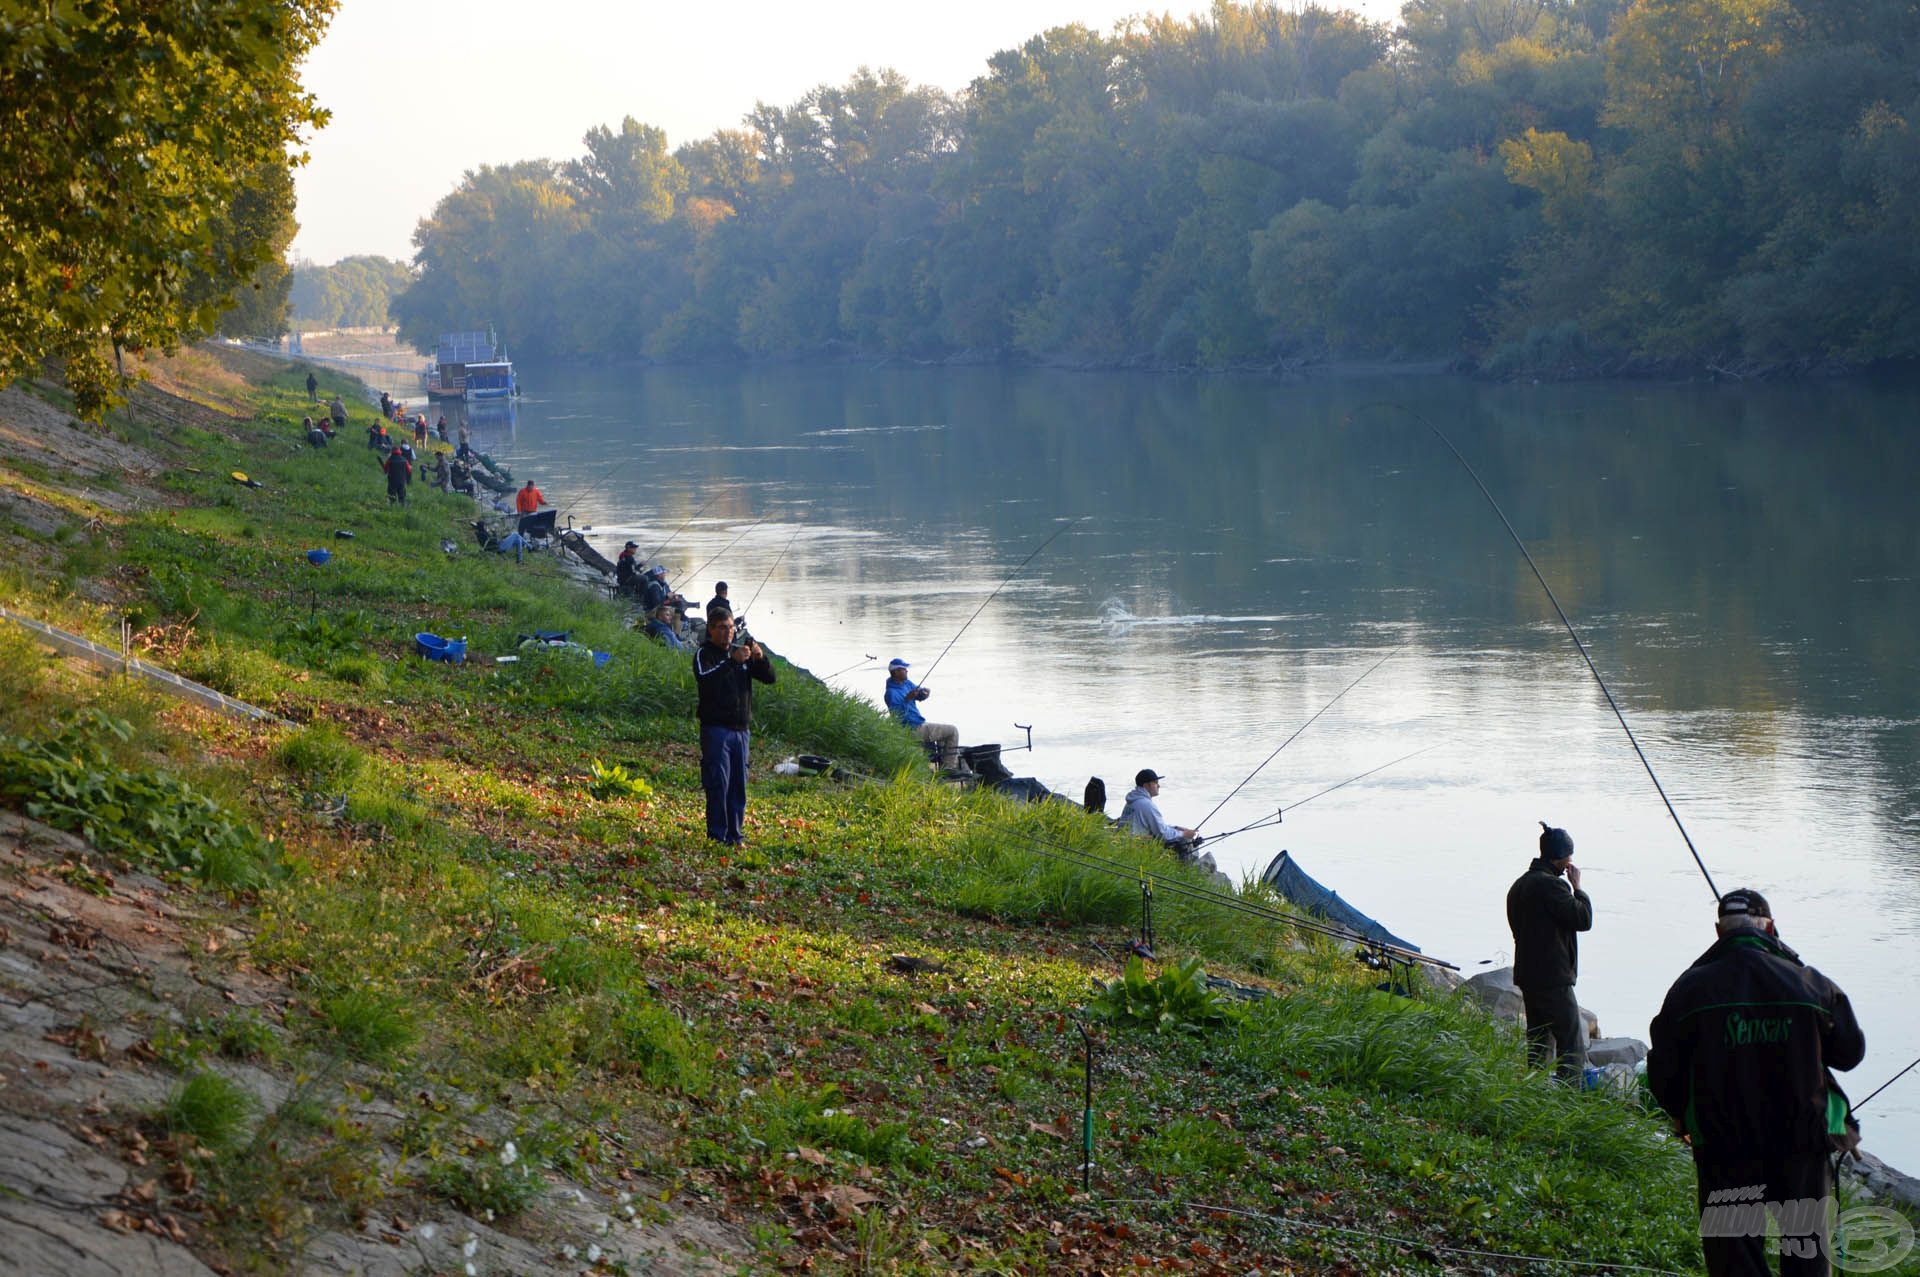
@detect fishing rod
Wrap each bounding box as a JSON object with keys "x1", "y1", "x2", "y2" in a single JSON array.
[
  {"x1": 739, "y1": 527, "x2": 804, "y2": 617},
  {"x1": 1356, "y1": 401, "x2": 1720, "y2": 902},
  {"x1": 1853, "y1": 1054, "x2": 1920, "y2": 1113},
  {"x1": 1199, "y1": 745, "x2": 1438, "y2": 846},
  {"x1": 824, "y1": 653, "x2": 878, "y2": 679},
  {"x1": 917, "y1": 517, "x2": 1083, "y2": 688},
  {"x1": 557, "y1": 454, "x2": 644, "y2": 521},
  {"x1": 642, "y1": 492, "x2": 723, "y2": 564},
  {"x1": 1193, "y1": 646, "x2": 1400, "y2": 833},
  {"x1": 678, "y1": 514, "x2": 770, "y2": 592}
]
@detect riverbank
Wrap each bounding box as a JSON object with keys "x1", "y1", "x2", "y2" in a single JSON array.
[{"x1": 0, "y1": 347, "x2": 1909, "y2": 1274}]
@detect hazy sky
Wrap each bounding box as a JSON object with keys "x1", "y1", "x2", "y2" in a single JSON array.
[{"x1": 291, "y1": 0, "x2": 1401, "y2": 266}]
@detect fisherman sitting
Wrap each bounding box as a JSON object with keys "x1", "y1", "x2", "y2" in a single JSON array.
[
  {"x1": 615, "y1": 541, "x2": 642, "y2": 593},
  {"x1": 639, "y1": 564, "x2": 678, "y2": 613},
  {"x1": 449, "y1": 455, "x2": 475, "y2": 495},
  {"x1": 883, "y1": 659, "x2": 963, "y2": 770},
  {"x1": 644, "y1": 602, "x2": 689, "y2": 651},
  {"x1": 1120, "y1": 770, "x2": 1203, "y2": 858}
]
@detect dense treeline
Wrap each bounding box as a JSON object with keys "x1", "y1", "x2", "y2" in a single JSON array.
[
  {"x1": 290, "y1": 256, "x2": 415, "y2": 328},
  {"x1": 394, "y1": 0, "x2": 1920, "y2": 376},
  {"x1": 0, "y1": 1, "x2": 331, "y2": 416}
]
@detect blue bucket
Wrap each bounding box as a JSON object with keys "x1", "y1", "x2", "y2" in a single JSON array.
[
  {"x1": 592, "y1": 650, "x2": 612, "y2": 668},
  {"x1": 305, "y1": 548, "x2": 331, "y2": 566},
  {"x1": 414, "y1": 632, "x2": 467, "y2": 664}
]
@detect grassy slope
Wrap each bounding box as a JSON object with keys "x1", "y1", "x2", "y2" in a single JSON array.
[{"x1": 0, "y1": 348, "x2": 1804, "y2": 1275}]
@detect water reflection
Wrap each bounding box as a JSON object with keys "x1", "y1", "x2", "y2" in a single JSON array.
[{"x1": 495, "y1": 364, "x2": 1919, "y2": 1163}]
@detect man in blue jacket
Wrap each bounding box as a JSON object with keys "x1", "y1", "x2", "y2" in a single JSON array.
[
  {"x1": 1648, "y1": 889, "x2": 1865, "y2": 1277},
  {"x1": 883, "y1": 659, "x2": 961, "y2": 770},
  {"x1": 694, "y1": 607, "x2": 774, "y2": 846}
]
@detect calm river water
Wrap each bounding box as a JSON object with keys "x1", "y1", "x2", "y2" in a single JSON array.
[{"x1": 442, "y1": 365, "x2": 1920, "y2": 1164}]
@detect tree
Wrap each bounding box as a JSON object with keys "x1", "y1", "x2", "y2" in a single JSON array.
[{"x1": 0, "y1": 0, "x2": 334, "y2": 416}]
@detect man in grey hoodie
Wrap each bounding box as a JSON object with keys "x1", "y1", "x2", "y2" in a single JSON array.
[{"x1": 1120, "y1": 770, "x2": 1199, "y2": 850}]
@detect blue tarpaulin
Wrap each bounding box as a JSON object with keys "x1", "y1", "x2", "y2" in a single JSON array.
[{"x1": 1260, "y1": 850, "x2": 1420, "y2": 952}]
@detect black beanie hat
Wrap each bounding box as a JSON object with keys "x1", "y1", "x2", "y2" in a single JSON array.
[{"x1": 1538, "y1": 821, "x2": 1574, "y2": 860}]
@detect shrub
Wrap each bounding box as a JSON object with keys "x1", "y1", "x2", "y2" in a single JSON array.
[
  {"x1": 586, "y1": 759, "x2": 653, "y2": 801},
  {"x1": 1093, "y1": 956, "x2": 1241, "y2": 1035},
  {"x1": 273, "y1": 723, "x2": 363, "y2": 791},
  {"x1": 0, "y1": 712, "x2": 279, "y2": 888},
  {"x1": 162, "y1": 1071, "x2": 257, "y2": 1151},
  {"x1": 319, "y1": 989, "x2": 416, "y2": 1063}
]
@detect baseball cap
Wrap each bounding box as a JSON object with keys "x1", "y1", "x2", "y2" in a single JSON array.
[
  {"x1": 1718, "y1": 888, "x2": 1772, "y2": 920},
  {"x1": 623, "y1": 540, "x2": 638, "y2": 549},
  {"x1": 1135, "y1": 769, "x2": 1163, "y2": 786},
  {"x1": 888, "y1": 658, "x2": 910, "y2": 671}
]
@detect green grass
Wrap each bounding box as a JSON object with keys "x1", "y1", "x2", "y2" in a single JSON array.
[
  {"x1": 162, "y1": 1071, "x2": 258, "y2": 1151},
  {"x1": 8, "y1": 350, "x2": 1913, "y2": 1275}
]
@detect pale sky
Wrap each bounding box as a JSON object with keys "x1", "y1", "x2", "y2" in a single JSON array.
[{"x1": 291, "y1": 0, "x2": 1403, "y2": 265}]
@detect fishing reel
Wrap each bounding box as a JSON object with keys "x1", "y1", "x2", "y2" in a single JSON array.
[{"x1": 728, "y1": 615, "x2": 756, "y2": 652}]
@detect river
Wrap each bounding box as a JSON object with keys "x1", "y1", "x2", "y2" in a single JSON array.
[{"x1": 419, "y1": 364, "x2": 1920, "y2": 1165}]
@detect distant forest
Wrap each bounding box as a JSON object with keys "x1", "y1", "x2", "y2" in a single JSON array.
[
  {"x1": 392, "y1": 0, "x2": 1920, "y2": 377},
  {"x1": 290, "y1": 256, "x2": 414, "y2": 328}
]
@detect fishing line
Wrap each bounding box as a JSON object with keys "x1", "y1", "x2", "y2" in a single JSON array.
[
  {"x1": 823, "y1": 653, "x2": 879, "y2": 679},
  {"x1": 916, "y1": 517, "x2": 1083, "y2": 688},
  {"x1": 1203, "y1": 745, "x2": 1438, "y2": 846},
  {"x1": 1356, "y1": 401, "x2": 1720, "y2": 901},
  {"x1": 557, "y1": 454, "x2": 645, "y2": 520},
  {"x1": 740, "y1": 527, "x2": 804, "y2": 616},
  {"x1": 1193, "y1": 646, "x2": 1400, "y2": 833},
  {"x1": 642, "y1": 493, "x2": 723, "y2": 564},
  {"x1": 679, "y1": 514, "x2": 770, "y2": 590}
]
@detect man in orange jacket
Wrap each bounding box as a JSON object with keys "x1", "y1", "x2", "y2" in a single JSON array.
[{"x1": 514, "y1": 480, "x2": 545, "y2": 514}]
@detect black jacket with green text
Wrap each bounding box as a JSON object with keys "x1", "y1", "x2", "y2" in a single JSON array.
[
  {"x1": 1647, "y1": 930, "x2": 1865, "y2": 1161},
  {"x1": 1505, "y1": 858, "x2": 1593, "y2": 989}
]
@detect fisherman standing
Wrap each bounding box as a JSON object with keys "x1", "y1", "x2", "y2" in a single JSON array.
[
  {"x1": 514, "y1": 479, "x2": 546, "y2": 514},
  {"x1": 383, "y1": 446, "x2": 411, "y2": 505},
  {"x1": 708, "y1": 581, "x2": 731, "y2": 614},
  {"x1": 306, "y1": 370, "x2": 318, "y2": 401},
  {"x1": 329, "y1": 394, "x2": 348, "y2": 433},
  {"x1": 693, "y1": 607, "x2": 774, "y2": 847},
  {"x1": 1505, "y1": 822, "x2": 1593, "y2": 1080},
  {"x1": 883, "y1": 659, "x2": 961, "y2": 769},
  {"x1": 1648, "y1": 890, "x2": 1864, "y2": 1277}
]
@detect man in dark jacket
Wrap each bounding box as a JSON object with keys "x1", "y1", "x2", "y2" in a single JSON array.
[
  {"x1": 1505, "y1": 822, "x2": 1593, "y2": 1079},
  {"x1": 1648, "y1": 889, "x2": 1864, "y2": 1277},
  {"x1": 693, "y1": 607, "x2": 774, "y2": 847}
]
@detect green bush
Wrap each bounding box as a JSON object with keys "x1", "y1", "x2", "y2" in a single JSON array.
[
  {"x1": 586, "y1": 758, "x2": 653, "y2": 801},
  {"x1": 1093, "y1": 956, "x2": 1241, "y2": 1035},
  {"x1": 273, "y1": 723, "x2": 363, "y2": 791},
  {"x1": 319, "y1": 989, "x2": 416, "y2": 1063},
  {"x1": 162, "y1": 1071, "x2": 257, "y2": 1151},
  {"x1": 0, "y1": 712, "x2": 279, "y2": 888}
]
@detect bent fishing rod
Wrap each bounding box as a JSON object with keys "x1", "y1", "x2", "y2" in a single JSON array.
[
  {"x1": 1853, "y1": 1054, "x2": 1920, "y2": 1114},
  {"x1": 916, "y1": 517, "x2": 1083, "y2": 688},
  {"x1": 679, "y1": 514, "x2": 770, "y2": 591},
  {"x1": 739, "y1": 527, "x2": 804, "y2": 618},
  {"x1": 1355, "y1": 402, "x2": 1720, "y2": 902},
  {"x1": 1193, "y1": 646, "x2": 1400, "y2": 833}
]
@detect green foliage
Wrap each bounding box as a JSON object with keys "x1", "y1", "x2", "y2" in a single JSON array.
[
  {"x1": 385, "y1": 0, "x2": 1920, "y2": 375},
  {"x1": 422, "y1": 1144, "x2": 546, "y2": 1217},
  {"x1": 0, "y1": 0, "x2": 335, "y2": 415},
  {"x1": 318, "y1": 989, "x2": 417, "y2": 1063},
  {"x1": 273, "y1": 723, "x2": 364, "y2": 792},
  {"x1": 586, "y1": 758, "x2": 654, "y2": 801},
  {"x1": 163, "y1": 1071, "x2": 259, "y2": 1152},
  {"x1": 1139, "y1": 1115, "x2": 1248, "y2": 1175},
  {"x1": 197, "y1": 1010, "x2": 284, "y2": 1063},
  {"x1": 290, "y1": 256, "x2": 414, "y2": 328},
  {"x1": 0, "y1": 712, "x2": 279, "y2": 888},
  {"x1": 1093, "y1": 956, "x2": 1241, "y2": 1035}
]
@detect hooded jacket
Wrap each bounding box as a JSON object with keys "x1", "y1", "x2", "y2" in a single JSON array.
[
  {"x1": 1120, "y1": 787, "x2": 1181, "y2": 844},
  {"x1": 1505, "y1": 858, "x2": 1592, "y2": 989},
  {"x1": 1647, "y1": 928, "x2": 1864, "y2": 1160}
]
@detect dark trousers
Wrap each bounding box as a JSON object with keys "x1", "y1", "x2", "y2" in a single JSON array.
[
  {"x1": 1695, "y1": 1153, "x2": 1832, "y2": 1277},
  {"x1": 700, "y1": 724, "x2": 750, "y2": 845},
  {"x1": 1520, "y1": 983, "x2": 1585, "y2": 1079}
]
